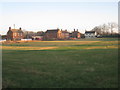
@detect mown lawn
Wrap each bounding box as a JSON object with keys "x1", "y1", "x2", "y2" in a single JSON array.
[{"x1": 2, "y1": 38, "x2": 119, "y2": 88}]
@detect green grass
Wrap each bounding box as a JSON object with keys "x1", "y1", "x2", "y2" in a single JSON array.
[
  {"x1": 2, "y1": 38, "x2": 119, "y2": 47},
  {"x1": 2, "y1": 38, "x2": 119, "y2": 88}
]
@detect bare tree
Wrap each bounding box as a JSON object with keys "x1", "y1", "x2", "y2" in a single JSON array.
[
  {"x1": 92, "y1": 26, "x2": 102, "y2": 35},
  {"x1": 102, "y1": 24, "x2": 110, "y2": 35},
  {"x1": 92, "y1": 22, "x2": 118, "y2": 35},
  {"x1": 108, "y1": 22, "x2": 118, "y2": 35}
]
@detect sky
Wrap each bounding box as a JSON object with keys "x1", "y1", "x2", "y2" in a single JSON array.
[{"x1": 0, "y1": 0, "x2": 118, "y2": 35}]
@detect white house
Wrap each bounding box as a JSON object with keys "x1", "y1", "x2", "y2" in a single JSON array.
[{"x1": 85, "y1": 31, "x2": 97, "y2": 38}]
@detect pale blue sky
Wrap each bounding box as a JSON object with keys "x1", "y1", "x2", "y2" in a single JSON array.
[{"x1": 0, "y1": 1, "x2": 118, "y2": 35}]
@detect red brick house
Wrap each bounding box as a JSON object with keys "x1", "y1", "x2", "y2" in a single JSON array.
[
  {"x1": 43, "y1": 29, "x2": 62, "y2": 40},
  {"x1": 70, "y1": 29, "x2": 81, "y2": 39},
  {"x1": 61, "y1": 30, "x2": 69, "y2": 39},
  {"x1": 7, "y1": 27, "x2": 24, "y2": 40}
]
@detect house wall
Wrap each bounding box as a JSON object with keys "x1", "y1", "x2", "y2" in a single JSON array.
[
  {"x1": 7, "y1": 30, "x2": 13, "y2": 40},
  {"x1": 12, "y1": 32, "x2": 24, "y2": 40},
  {"x1": 7, "y1": 30, "x2": 24, "y2": 40},
  {"x1": 62, "y1": 33, "x2": 69, "y2": 39},
  {"x1": 71, "y1": 32, "x2": 80, "y2": 38},
  {"x1": 44, "y1": 32, "x2": 57, "y2": 40},
  {"x1": 57, "y1": 30, "x2": 62, "y2": 39},
  {"x1": 85, "y1": 33, "x2": 96, "y2": 38},
  {"x1": 44, "y1": 30, "x2": 63, "y2": 40}
]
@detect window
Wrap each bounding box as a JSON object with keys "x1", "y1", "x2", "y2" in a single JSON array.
[
  {"x1": 14, "y1": 33, "x2": 16, "y2": 36},
  {"x1": 21, "y1": 33, "x2": 23, "y2": 36}
]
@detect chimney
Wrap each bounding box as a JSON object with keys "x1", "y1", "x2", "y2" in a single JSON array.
[
  {"x1": 19, "y1": 27, "x2": 22, "y2": 30},
  {"x1": 9, "y1": 27, "x2": 11, "y2": 30},
  {"x1": 74, "y1": 29, "x2": 75, "y2": 32},
  {"x1": 77, "y1": 29, "x2": 78, "y2": 32},
  {"x1": 61, "y1": 29, "x2": 62, "y2": 31}
]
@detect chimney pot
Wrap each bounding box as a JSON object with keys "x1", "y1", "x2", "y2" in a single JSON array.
[
  {"x1": 19, "y1": 27, "x2": 22, "y2": 30},
  {"x1": 74, "y1": 29, "x2": 75, "y2": 31},
  {"x1": 9, "y1": 27, "x2": 11, "y2": 30}
]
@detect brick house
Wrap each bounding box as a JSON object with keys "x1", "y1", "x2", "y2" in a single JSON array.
[
  {"x1": 70, "y1": 29, "x2": 81, "y2": 39},
  {"x1": 24, "y1": 31, "x2": 35, "y2": 39},
  {"x1": 61, "y1": 30, "x2": 69, "y2": 39},
  {"x1": 43, "y1": 29, "x2": 62, "y2": 40},
  {"x1": 7, "y1": 27, "x2": 24, "y2": 40}
]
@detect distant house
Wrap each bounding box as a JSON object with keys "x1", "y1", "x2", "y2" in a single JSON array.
[
  {"x1": 85, "y1": 31, "x2": 97, "y2": 38},
  {"x1": 7, "y1": 27, "x2": 24, "y2": 40},
  {"x1": 31, "y1": 31, "x2": 45, "y2": 40},
  {"x1": 36, "y1": 31, "x2": 45, "y2": 36},
  {"x1": 43, "y1": 29, "x2": 62, "y2": 40},
  {"x1": 70, "y1": 29, "x2": 81, "y2": 39},
  {"x1": 24, "y1": 31, "x2": 35, "y2": 39},
  {"x1": 61, "y1": 30, "x2": 69, "y2": 39}
]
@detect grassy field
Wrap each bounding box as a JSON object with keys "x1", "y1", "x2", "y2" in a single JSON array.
[{"x1": 2, "y1": 38, "x2": 119, "y2": 88}]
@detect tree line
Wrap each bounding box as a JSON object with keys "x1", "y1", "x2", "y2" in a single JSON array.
[{"x1": 92, "y1": 22, "x2": 118, "y2": 35}]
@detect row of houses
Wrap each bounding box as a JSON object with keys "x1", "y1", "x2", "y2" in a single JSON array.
[{"x1": 6, "y1": 27, "x2": 97, "y2": 41}]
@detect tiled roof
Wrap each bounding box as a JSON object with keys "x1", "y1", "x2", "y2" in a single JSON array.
[
  {"x1": 11, "y1": 29, "x2": 19, "y2": 32},
  {"x1": 10, "y1": 29, "x2": 23, "y2": 33},
  {"x1": 62, "y1": 31, "x2": 69, "y2": 33},
  {"x1": 46, "y1": 29, "x2": 60, "y2": 33},
  {"x1": 85, "y1": 31, "x2": 95, "y2": 33}
]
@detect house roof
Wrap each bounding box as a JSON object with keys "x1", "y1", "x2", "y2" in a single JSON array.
[
  {"x1": 85, "y1": 31, "x2": 95, "y2": 33},
  {"x1": 11, "y1": 29, "x2": 19, "y2": 32},
  {"x1": 72, "y1": 30, "x2": 80, "y2": 33},
  {"x1": 10, "y1": 29, "x2": 23, "y2": 33},
  {"x1": 46, "y1": 29, "x2": 60, "y2": 33},
  {"x1": 62, "y1": 30, "x2": 69, "y2": 33},
  {"x1": 72, "y1": 31, "x2": 80, "y2": 34}
]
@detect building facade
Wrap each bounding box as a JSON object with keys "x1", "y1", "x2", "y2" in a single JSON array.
[
  {"x1": 61, "y1": 30, "x2": 69, "y2": 39},
  {"x1": 7, "y1": 27, "x2": 24, "y2": 40},
  {"x1": 43, "y1": 29, "x2": 63, "y2": 40},
  {"x1": 70, "y1": 29, "x2": 81, "y2": 39},
  {"x1": 85, "y1": 31, "x2": 97, "y2": 38}
]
